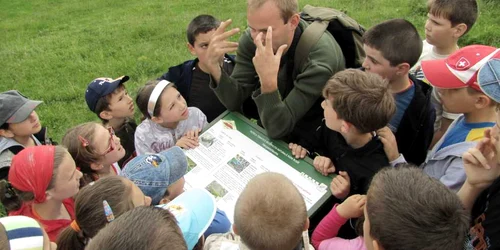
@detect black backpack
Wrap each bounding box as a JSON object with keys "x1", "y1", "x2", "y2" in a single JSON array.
[{"x1": 294, "y1": 5, "x2": 366, "y2": 72}]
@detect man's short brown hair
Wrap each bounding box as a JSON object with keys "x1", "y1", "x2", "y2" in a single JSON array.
[
  {"x1": 363, "y1": 19, "x2": 423, "y2": 68},
  {"x1": 366, "y1": 166, "x2": 470, "y2": 250},
  {"x1": 427, "y1": 0, "x2": 478, "y2": 36},
  {"x1": 247, "y1": 0, "x2": 298, "y2": 23},
  {"x1": 322, "y1": 69, "x2": 396, "y2": 133},
  {"x1": 234, "y1": 172, "x2": 307, "y2": 250}
]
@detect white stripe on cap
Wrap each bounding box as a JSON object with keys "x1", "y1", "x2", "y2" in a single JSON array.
[
  {"x1": 446, "y1": 48, "x2": 500, "y2": 85},
  {"x1": 147, "y1": 80, "x2": 171, "y2": 117},
  {"x1": 9, "y1": 235, "x2": 44, "y2": 249}
]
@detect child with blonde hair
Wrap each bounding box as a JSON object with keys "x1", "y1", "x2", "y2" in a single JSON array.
[{"x1": 135, "y1": 80, "x2": 207, "y2": 154}]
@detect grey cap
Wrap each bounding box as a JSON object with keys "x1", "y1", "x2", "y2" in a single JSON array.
[
  {"x1": 0, "y1": 90, "x2": 42, "y2": 126},
  {"x1": 122, "y1": 146, "x2": 188, "y2": 205}
]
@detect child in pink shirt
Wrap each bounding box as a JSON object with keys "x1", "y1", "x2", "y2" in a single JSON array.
[{"x1": 312, "y1": 194, "x2": 367, "y2": 250}]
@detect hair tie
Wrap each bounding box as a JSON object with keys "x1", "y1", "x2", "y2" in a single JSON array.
[
  {"x1": 103, "y1": 200, "x2": 115, "y2": 222},
  {"x1": 70, "y1": 220, "x2": 81, "y2": 233},
  {"x1": 147, "y1": 80, "x2": 171, "y2": 117}
]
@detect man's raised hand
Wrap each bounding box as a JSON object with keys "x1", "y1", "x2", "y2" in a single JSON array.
[{"x1": 206, "y1": 19, "x2": 240, "y2": 82}]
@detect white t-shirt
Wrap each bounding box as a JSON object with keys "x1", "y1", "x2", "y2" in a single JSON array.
[
  {"x1": 134, "y1": 107, "x2": 207, "y2": 155},
  {"x1": 411, "y1": 40, "x2": 461, "y2": 131}
]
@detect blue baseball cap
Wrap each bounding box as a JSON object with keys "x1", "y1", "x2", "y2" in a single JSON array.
[
  {"x1": 156, "y1": 188, "x2": 217, "y2": 250},
  {"x1": 85, "y1": 75, "x2": 129, "y2": 112},
  {"x1": 122, "y1": 146, "x2": 188, "y2": 205},
  {"x1": 479, "y1": 58, "x2": 500, "y2": 103}
]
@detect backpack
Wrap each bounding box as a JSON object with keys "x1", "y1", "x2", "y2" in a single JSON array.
[{"x1": 294, "y1": 5, "x2": 366, "y2": 73}]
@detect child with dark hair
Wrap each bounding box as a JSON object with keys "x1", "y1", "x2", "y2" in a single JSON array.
[
  {"x1": 134, "y1": 80, "x2": 207, "y2": 154},
  {"x1": 159, "y1": 14, "x2": 236, "y2": 122},
  {"x1": 0, "y1": 90, "x2": 55, "y2": 179},
  {"x1": 0, "y1": 145, "x2": 82, "y2": 241},
  {"x1": 85, "y1": 76, "x2": 137, "y2": 167},
  {"x1": 364, "y1": 167, "x2": 469, "y2": 250},
  {"x1": 363, "y1": 19, "x2": 436, "y2": 165},
  {"x1": 412, "y1": 0, "x2": 479, "y2": 147},
  {"x1": 56, "y1": 175, "x2": 152, "y2": 250}
]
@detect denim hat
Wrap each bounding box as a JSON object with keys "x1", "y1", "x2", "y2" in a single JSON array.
[
  {"x1": 0, "y1": 216, "x2": 45, "y2": 250},
  {"x1": 122, "y1": 146, "x2": 187, "y2": 205},
  {"x1": 156, "y1": 188, "x2": 216, "y2": 250},
  {"x1": 422, "y1": 45, "x2": 500, "y2": 92},
  {"x1": 0, "y1": 90, "x2": 42, "y2": 126},
  {"x1": 479, "y1": 58, "x2": 500, "y2": 103},
  {"x1": 85, "y1": 75, "x2": 129, "y2": 112}
]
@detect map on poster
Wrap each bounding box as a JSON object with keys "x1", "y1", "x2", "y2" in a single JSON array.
[{"x1": 184, "y1": 113, "x2": 329, "y2": 223}]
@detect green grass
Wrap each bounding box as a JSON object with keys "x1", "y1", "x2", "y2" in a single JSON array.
[{"x1": 1, "y1": 0, "x2": 499, "y2": 141}]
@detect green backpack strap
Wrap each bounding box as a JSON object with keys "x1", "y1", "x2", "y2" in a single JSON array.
[{"x1": 294, "y1": 20, "x2": 328, "y2": 75}]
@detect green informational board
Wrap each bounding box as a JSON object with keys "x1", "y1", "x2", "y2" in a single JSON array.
[{"x1": 206, "y1": 111, "x2": 333, "y2": 217}]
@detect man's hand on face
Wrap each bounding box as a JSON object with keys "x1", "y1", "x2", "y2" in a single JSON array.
[
  {"x1": 206, "y1": 19, "x2": 240, "y2": 82},
  {"x1": 252, "y1": 26, "x2": 287, "y2": 94}
]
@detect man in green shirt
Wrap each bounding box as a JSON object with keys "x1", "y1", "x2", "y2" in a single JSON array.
[{"x1": 205, "y1": 0, "x2": 345, "y2": 141}]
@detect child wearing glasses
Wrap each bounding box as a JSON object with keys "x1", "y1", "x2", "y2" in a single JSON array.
[
  {"x1": 62, "y1": 122, "x2": 125, "y2": 187},
  {"x1": 84, "y1": 76, "x2": 137, "y2": 167},
  {"x1": 134, "y1": 79, "x2": 207, "y2": 155}
]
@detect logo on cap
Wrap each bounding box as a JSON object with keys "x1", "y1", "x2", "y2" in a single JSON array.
[
  {"x1": 145, "y1": 155, "x2": 162, "y2": 167},
  {"x1": 456, "y1": 57, "x2": 470, "y2": 69}
]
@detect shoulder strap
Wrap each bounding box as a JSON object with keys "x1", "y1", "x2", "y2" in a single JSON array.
[{"x1": 294, "y1": 20, "x2": 328, "y2": 75}]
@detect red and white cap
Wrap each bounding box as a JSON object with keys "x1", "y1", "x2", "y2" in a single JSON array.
[{"x1": 422, "y1": 45, "x2": 500, "y2": 92}]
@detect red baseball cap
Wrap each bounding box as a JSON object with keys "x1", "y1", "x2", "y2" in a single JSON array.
[{"x1": 422, "y1": 45, "x2": 500, "y2": 92}]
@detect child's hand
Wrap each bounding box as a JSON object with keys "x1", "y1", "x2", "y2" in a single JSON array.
[
  {"x1": 377, "y1": 126, "x2": 400, "y2": 162},
  {"x1": 288, "y1": 143, "x2": 307, "y2": 159},
  {"x1": 176, "y1": 136, "x2": 199, "y2": 149},
  {"x1": 185, "y1": 129, "x2": 201, "y2": 142},
  {"x1": 336, "y1": 194, "x2": 366, "y2": 219},
  {"x1": 313, "y1": 156, "x2": 335, "y2": 176},
  {"x1": 463, "y1": 129, "x2": 500, "y2": 190},
  {"x1": 330, "y1": 171, "x2": 350, "y2": 199}
]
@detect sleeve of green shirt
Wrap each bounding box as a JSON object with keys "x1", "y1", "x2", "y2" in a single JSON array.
[
  {"x1": 210, "y1": 30, "x2": 257, "y2": 112},
  {"x1": 254, "y1": 31, "x2": 345, "y2": 138}
]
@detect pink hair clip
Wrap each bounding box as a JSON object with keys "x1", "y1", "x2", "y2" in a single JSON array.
[{"x1": 78, "y1": 135, "x2": 90, "y2": 147}]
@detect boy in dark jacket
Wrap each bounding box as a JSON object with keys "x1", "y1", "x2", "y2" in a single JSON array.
[
  {"x1": 289, "y1": 69, "x2": 395, "y2": 198},
  {"x1": 362, "y1": 19, "x2": 436, "y2": 165},
  {"x1": 159, "y1": 15, "x2": 235, "y2": 122}
]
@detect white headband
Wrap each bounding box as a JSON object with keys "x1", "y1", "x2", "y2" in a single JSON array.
[{"x1": 147, "y1": 80, "x2": 171, "y2": 117}]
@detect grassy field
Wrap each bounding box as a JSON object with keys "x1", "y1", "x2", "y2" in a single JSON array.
[{"x1": 1, "y1": 0, "x2": 500, "y2": 142}]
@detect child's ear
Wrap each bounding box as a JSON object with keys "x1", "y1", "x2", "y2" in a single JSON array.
[
  {"x1": 395, "y1": 62, "x2": 410, "y2": 75},
  {"x1": 340, "y1": 121, "x2": 351, "y2": 134},
  {"x1": 0, "y1": 129, "x2": 14, "y2": 138},
  {"x1": 151, "y1": 116, "x2": 164, "y2": 125},
  {"x1": 232, "y1": 224, "x2": 239, "y2": 235},
  {"x1": 99, "y1": 110, "x2": 114, "y2": 121},
  {"x1": 187, "y1": 43, "x2": 196, "y2": 56},
  {"x1": 453, "y1": 23, "x2": 468, "y2": 38},
  {"x1": 475, "y1": 93, "x2": 492, "y2": 109},
  {"x1": 303, "y1": 218, "x2": 310, "y2": 231},
  {"x1": 44, "y1": 190, "x2": 54, "y2": 201},
  {"x1": 90, "y1": 162, "x2": 103, "y2": 171}
]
